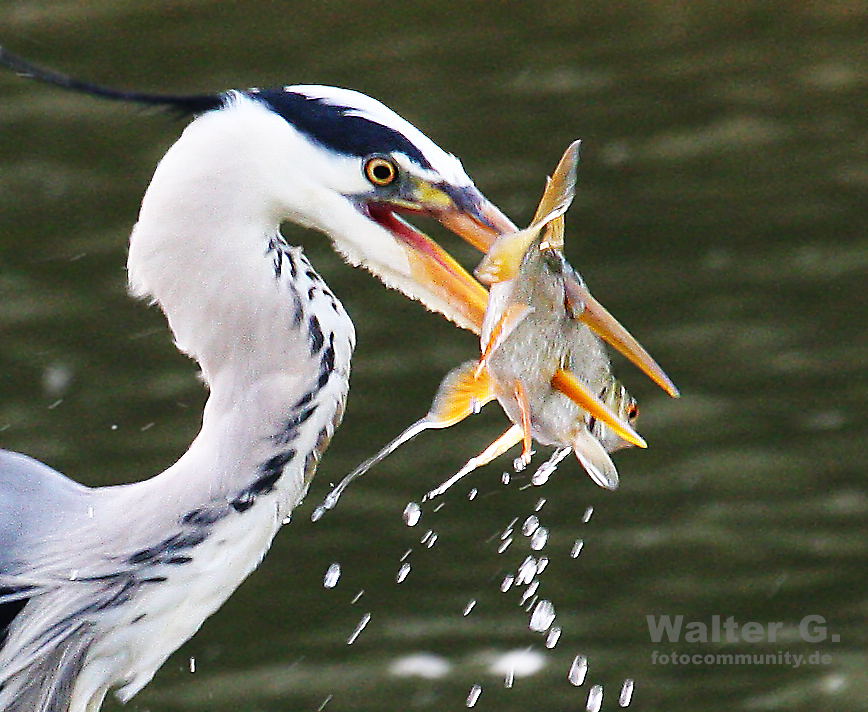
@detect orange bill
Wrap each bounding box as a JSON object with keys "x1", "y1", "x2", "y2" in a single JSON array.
[
  {"x1": 564, "y1": 274, "x2": 680, "y2": 398},
  {"x1": 552, "y1": 368, "x2": 647, "y2": 448}
]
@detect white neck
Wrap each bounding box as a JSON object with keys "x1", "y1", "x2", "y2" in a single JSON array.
[{"x1": 125, "y1": 98, "x2": 356, "y2": 513}]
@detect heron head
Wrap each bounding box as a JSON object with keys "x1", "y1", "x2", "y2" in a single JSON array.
[{"x1": 249, "y1": 85, "x2": 515, "y2": 332}]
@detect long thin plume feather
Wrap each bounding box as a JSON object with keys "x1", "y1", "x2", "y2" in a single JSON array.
[{"x1": 0, "y1": 46, "x2": 223, "y2": 115}]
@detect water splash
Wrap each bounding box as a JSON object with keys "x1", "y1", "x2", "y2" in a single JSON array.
[
  {"x1": 545, "y1": 625, "x2": 562, "y2": 648},
  {"x1": 582, "y1": 506, "x2": 594, "y2": 523},
  {"x1": 516, "y1": 556, "x2": 538, "y2": 585},
  {"x1": 403, "y1": 502, "x2": 422, "y2": 526},
  {"x1": 530, "y1": 526, "x2": 549, "y2": 551},
  {"x1": 587, "y1": 684, "x2": 604, "y2": 712},
  {"x1": 466, "y1": 684, "x2": 482, "y2": 707},
  {"x1": 570, "y1": 539, "x2": 585, "y2": 558},
  {"x1": 619, "y1": 679, "x2": 635, "y2": 707},
  {"x1": 519, "y1": 580, "x2": 539, "y2": 605},
  {"x1": 532, "y1": 446, "x2": 572, "y2": 485},
  {"x1": 522, "y1": 515, "x2": 540, "y2": 536},
  {"x1": 396, "y1": 562, "x2": 411, "y2": 583},
  {"x1": 323, "y1": 563, "x2": 341, "y2": 589},
  {"x1": 529, "y1": 599, "x2": 556, "y2": 632},
  {"x1": 347, "y1": 612, "x2": 372, "y2": 645},
  {"x1": 568, "y1": 655, "x2": 588, "y2": 686},
  {"x1": 463, "y1": 599, "x2": 477, "y2": 616}
]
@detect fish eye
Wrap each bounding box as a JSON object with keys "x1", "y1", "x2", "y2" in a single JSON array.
[{"x1": 364, "y1": 156, "x2": 399, "y2": 187}]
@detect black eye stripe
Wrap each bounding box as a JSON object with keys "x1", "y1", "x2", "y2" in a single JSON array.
[{"x1": 253, "y1": 89, "x2": 432, "y2": 167}]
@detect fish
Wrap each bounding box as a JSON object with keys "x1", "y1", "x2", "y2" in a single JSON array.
[{"x1": 313, "y1": 142, "x2": 678, "y2": 516}]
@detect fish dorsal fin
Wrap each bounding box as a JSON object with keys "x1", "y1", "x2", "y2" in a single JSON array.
[
  {"x1": 530, "y1": 139, "x2": 580, "y2": 228},
  {"x1": 475, "y1": 140, "x2": 580, "y2": 285},
  {"x1": 572, "y1": 429, "x2": 620, "y2": 490}
]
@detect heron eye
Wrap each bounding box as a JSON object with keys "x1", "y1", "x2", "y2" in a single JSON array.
[
  {"x1": 364, "y1": 156, "x2": 399, "y2": 187},
  {"x1": 627, "y1": 402, "x2": 640, "y2": 422}
]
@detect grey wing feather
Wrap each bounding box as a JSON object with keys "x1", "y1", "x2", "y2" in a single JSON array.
[
  {"x1": 0, "y1": 450, "x2": 104, "y2": 712},
  {"x1": 0, "y1": 450, "x2": 93, "y2": 571}
]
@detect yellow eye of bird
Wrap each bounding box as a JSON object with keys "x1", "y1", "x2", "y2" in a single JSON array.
[
  {"x1": 628, "y1": 402, "x2": 640, "y2": 422},
  {"x1": 364, "y1": 156, "x2": 399, "y2": 186}
]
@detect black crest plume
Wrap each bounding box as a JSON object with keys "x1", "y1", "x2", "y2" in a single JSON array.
[{"x1": 0, "y1": 46, "x2": 223, "y2": 115}]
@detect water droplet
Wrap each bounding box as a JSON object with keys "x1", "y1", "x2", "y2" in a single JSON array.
[
  {"x1": 403, "y1": 502, "x2": 422, "y2": 526},
  {"x1": 516, "y1": 556, "x2": 537, "y2": 585},
  {"x1": 531, "y1": 468, "x2": 550, "y2": 486},
  {"x1": 501, "y1": 574, "x2": 515, "y2": 592},
  {"x1": 396, "y1": 563, "x2": 411, "y2": 583},
  {"x1": 534, "y1": 498, "x2": 546, "y2": 511},
  {"x1": 504, "y1": 667, "x2": 514, "y2": 688},
  {"x1": 529, "y1": 599, "x2": 556, "y2": 632},
  {"x1": 281, "y1": 514, "x2": 293, "y2": 525},
  {"x1": 351, "y1": 589, "x2": 364, "y2": 604},
  {"x1": 570, "y1": 539, "x2": 585, "y2": 558},
  {"x1": 468, "y1": 488, "x2": 478, "y2": 500},
  {"x1": 323, "y1": 563, "x2": 341, "y2": 589},
  {"x1": 466, "y1": 684, "x2": 482, "y2": 707},
  {"x1": 536, "y1": 556, "x2": 549, "y2": 574},
  {"x1": 545, "y1": 626, "x2": 561, "y2": 649},
  {"x1": 582, "y1": 506, "x2": 594, "y2": 523},
  {"x1": 530, "y1": 527, "x2": 549, "y2": 551},
  {"x1": 587, "y1": 684, "x2": 603, "y2": 711},
  {"x1": 463, "y1": 599, "x2": 477, "y2": 616},
  {"x1": 400, "y1": 548, "x2": 412, "y2": 562},
  {"x1": 520, "y1": 580, "x2": 539, "y2": 605},
  {"x1": 532, "y1": 446, "x2": 571, "y2": 484},
  {"x1": 426, "y1": 532, "x2": 438, "y2": 548},
  {"x1": 497, "y1": 537, "x2": 513, "y2": 553},
  {"x1": 317, "y1": 694, "x2": 333, "y2": 711},
  {"x1": 619, "y1": 679, "x2": 634, "y2": 707},
  {"x1": 311, "y1": 505, "x2": 325, "y2": 522},
  {"x1": 522, "y1": 515, "x2": 539, "y2": 536},
  {"x1": 568, "y1": 655, "x2": 588, "y2": 686},
  {"x1": 189, "y1": 656, "x2": 196, "y2": 673},
  {"x1": 347, "y1": 612, "x2": 371, "y2": 644},
  {"x1": 501, "y1": 472, "x2": 511, "y2": 485}
]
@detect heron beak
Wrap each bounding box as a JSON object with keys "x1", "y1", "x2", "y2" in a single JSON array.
[
  {"x1": 563, "y1": 274, "x2": 680, "y2": 398},
  {"x1": 369, "y1": 183, "x2": 516, "y2": 335}
]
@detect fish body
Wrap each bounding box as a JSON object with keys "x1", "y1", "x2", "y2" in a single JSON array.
[{"x1": 317, "y1": 142, "x2": 677, "y2": 510}]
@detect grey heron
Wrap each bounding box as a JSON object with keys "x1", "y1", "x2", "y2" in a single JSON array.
[
  {"x1": 0, "y1": 49, "x2": 518, "y2": 712},
  {"x1": 0, "y1": 49, "x2": 657, "y2": 712}
]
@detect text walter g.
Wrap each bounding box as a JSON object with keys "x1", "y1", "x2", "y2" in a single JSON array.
[{"x1": 646, "y1": 614, "x2": 839, "y2": 644}]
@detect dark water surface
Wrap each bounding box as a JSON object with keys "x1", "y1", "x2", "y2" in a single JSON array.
[{"x1": 2, "y1": 2, "x2": 867, "y2": 710}]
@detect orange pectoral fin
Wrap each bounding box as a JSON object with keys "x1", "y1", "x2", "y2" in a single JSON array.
[
  {"x1": 428, "y1": 361, "x2": 496, "y2": 428},
  {"x1": 552, "y1": 369, "x2": 647, "y2": 449}
]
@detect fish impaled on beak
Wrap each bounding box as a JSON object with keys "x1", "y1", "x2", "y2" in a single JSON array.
[{"x1": 318, "y1": 141, "x2": 679, "y2": 511}]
